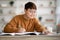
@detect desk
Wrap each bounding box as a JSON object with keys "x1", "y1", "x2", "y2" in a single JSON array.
[{"x1": 0, "y1": 35, "x2": 60, "y2": 40}]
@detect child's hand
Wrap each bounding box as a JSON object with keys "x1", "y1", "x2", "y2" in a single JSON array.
[
  {"x1": 42, "y1": 27, "x2": 52, "y2": 35},
  {"x1": 17, "y1": 27, "x2": 26, "y2": 33},
  {"x1": 17, "y1": 25, "x2": 26, "y2": 33}
]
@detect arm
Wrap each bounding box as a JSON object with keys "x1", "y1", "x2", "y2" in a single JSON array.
[
  {"x1": 34, "y1": 18, "x2": 46, "y2": 32},
  {"x1": 3, "y1": 16, "x2": 18, "y2": 33}
]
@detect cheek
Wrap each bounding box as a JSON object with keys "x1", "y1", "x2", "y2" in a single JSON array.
[
  {"x1": 32, "y1": 13, "x2": 36, "y2": 17},
  {"x1": 27, "y1": 12, "x2": 32, "y2": 15},
  {"x1": 33, "y1": 13, "x2": 36, "y2": 15}
]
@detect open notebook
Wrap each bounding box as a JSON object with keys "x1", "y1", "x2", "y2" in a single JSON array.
[
  {"x1": 0, "y1": 32, "x2": 42, "y2": 36},
  {"x1": 0, "y1": 32, "x2": 57, "y2": 36}
]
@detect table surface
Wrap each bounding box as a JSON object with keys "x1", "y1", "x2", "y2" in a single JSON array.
[
  {"x1": 0, "y1": 32, "x2": 60, "y2": 40},
  {"x1": 0, "y1": 34, "x2": 60, "y2": 40}
]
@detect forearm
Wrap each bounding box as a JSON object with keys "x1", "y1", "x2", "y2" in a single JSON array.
[{"x1": 4, "y1": 24, "x2": 18, "y2": 33}]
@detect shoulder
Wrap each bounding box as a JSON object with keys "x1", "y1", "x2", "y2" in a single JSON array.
[
  {"x1": 14, "y1": 14, "x2": 24, "y2": 19},
  {"x1": 10, "y1": 14, "x2": 24, "y2": 22},
  {"x1": 33, "y1": 18, "x2": 39, "y2": 21},
  {"x1": 33, "y1": 18, "x2": 41, "y2": 24}
]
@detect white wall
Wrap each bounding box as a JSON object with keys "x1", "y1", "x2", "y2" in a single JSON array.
[{"x1": 56, "y1": 0, "x2": 60, "y2": 25}]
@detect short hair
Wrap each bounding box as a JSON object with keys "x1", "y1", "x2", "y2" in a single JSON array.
[{"x1": 25, "y1": 2, "x2": 37, "y2": 10}]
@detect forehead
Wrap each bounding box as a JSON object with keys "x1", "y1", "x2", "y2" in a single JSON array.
[{"x1": 27, "y1": 9, "x2": 36, "y2": 11}]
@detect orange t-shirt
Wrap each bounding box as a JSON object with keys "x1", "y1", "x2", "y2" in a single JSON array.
[{"x1": 4, "y1": 14, "x2": 46, "y2": 33}]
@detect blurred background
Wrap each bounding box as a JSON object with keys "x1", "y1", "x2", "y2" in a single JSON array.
[{"x1": 0, "y1": 0, "x2": 60, "y2": 33}]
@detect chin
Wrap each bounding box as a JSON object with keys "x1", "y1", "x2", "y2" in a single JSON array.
[
  {"x1": 28, "y1": 16, "x2": 35, "y2": 19},
  {"x1": 30, "y1": 17, "x2": 34, "y2": 19}
]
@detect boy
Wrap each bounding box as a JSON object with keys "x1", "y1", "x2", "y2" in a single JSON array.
[{"x1": 4, "y1": 2, "x2": 49, "y2": 34}]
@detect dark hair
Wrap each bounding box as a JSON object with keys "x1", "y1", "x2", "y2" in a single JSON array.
[{"x1": 25, "y1": 2, "x2": 37, "y2": 10}]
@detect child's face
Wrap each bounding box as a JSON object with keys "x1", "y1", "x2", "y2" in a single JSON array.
[{"x1": 25, "y1": 9, "x2": 36, "y2": 19}]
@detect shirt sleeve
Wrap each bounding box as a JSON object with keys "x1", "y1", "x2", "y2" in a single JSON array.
[
  {"x1": 34, "y1": 18, "x2": 46, "y2": 32},
  {"x1": 3, "y1": 16, "x2": 19, "y2": 33}
]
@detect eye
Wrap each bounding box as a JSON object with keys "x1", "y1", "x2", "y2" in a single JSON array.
[
  {"x1": 29, "y1": 10, "x2": 36, "y2": 13},
  {"x1": 29, "y1": 10, "x2": 32, "y2": 13}
]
